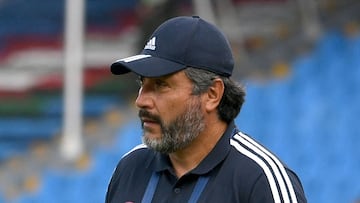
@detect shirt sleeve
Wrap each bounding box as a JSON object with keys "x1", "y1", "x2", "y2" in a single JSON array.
[{"x1": 248, "y1": 171, "x2": 307, "y2": 203}]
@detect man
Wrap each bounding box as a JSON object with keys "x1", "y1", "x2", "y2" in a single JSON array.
[{"x1": 106, "y1": 16, "x2": 307, "y2": 203}]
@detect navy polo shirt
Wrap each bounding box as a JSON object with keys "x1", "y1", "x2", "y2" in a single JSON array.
[{"x1": 106, "y1": 122, "x2": 307, "y2": 203}]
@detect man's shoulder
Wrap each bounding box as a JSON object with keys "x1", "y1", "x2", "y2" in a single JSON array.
[
  {"x1": 111, "y1": 144, "x2": 153, "y2": 178},
  {"x1": 106, "y1": 144, "x2": 155, "y2": 202},
  {"x1": 227, "y1": 131, "x2": 306, "y2": 202},
  {"x1": 226, "y1": 131, "x2": 292, "y2": 179},
  {"x1": 122, "y1": 144, "x2": 149, "y2": 157},
  {"x1": 226, "y1": 132, "x2": 265, "y2": 175},
  {"x1": 119, "y1": 144, "x2": 152, "y2": 164},
  {"x1": 229, "y1": 132, "x2": 282, "y2": 164}
]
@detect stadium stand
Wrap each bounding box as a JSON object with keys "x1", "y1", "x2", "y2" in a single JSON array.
[
  {"x1": 0, "y1": 0, "x2": 359, "y2": 202},
  {"x1": 236, "y1": 29, "x2": 360, "y2": 203},
  {"x1": 0, "y1": 0, "x2": 139, "y2": 202}
]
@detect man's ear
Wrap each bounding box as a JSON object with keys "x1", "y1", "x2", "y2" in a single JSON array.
[{"x1": 204, "y1": 78, "x2": 224, "y2": 112}]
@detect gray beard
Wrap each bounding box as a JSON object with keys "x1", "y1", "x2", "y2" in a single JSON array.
[{"x1": 141, "y1": 97, "x2": 205, "y2": 154}]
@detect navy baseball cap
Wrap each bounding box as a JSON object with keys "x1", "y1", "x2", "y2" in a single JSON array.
[{"x1": 111, "y1": 16, "x2": 234, "y2": 77}]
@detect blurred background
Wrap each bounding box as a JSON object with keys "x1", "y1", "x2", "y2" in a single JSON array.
[{"x1": 0, "y1": 0, "x2": 359, "y2": 202}]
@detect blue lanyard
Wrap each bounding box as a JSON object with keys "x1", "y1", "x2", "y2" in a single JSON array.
[
  {"x1": 187, "y1": 176, "x2": 210, "y2": 203},
  {"x1": 141, "y1": 172, "x2": 210, "y2": 203},
  {"x1": 141, "y1": 172, "x2": 160, "y2": 203}
]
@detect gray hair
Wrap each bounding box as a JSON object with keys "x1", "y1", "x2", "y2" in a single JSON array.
[{"x1": 184, "y1": 67, "x2": 246, "y2": 123}]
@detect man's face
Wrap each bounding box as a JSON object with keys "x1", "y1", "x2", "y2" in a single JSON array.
[{"x1": 136, "y1": 71, "x2": 205, "y2": 153}]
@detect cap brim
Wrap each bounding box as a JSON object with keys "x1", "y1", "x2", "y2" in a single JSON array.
[{"x1": 111, "y1": 54, "x2": 186, "y2": 77}]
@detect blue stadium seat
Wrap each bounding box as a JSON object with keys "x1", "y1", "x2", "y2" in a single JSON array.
[
  {"x1": 0, "y1": 118, "x2": 61, "y2": 139},
  {"x1": 33, "y1": 170, "x2": 92, "y2": 203},
  {"x1": 43, "y1": 95, "x2": 118, "y2": 117},
  {"x1": 0, "y1": 141, "x2": 28, "y2": 161}
]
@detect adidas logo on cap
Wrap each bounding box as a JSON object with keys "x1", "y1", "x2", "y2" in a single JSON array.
[{"x1": 144, "y1": 37, "x2": 156, "y2": 50}]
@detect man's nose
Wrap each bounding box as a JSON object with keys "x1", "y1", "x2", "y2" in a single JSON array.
[{"x1": 135, "y1": 87, "x2": 153, "y2": 109}]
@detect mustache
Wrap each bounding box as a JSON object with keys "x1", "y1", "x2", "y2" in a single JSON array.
[{"x1": 138, "y1": 109, "x2": 162, "y2": 123}]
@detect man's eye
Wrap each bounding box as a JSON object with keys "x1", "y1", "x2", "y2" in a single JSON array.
[
  {"x1": 155, "y1": 80, "x2": 167, "y2": 88},
  {"x1": 154, "y1": 80, "x2": 170, "y2": 91}
]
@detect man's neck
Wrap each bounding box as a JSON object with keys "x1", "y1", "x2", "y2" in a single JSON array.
[{"x1": 169, "y1": 121, "x2": 227, "y2": 178}]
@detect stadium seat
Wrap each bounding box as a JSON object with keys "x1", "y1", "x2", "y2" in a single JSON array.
[
  {"x1": 43, "y1": 95, "x2": 118, "y2": 117},
  {"x1": 0, "y1": 118, "x2": 61, "y2": 139}
]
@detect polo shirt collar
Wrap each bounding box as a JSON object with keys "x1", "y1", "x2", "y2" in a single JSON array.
[{"x1": 151, "y1": 121, "x2": 237, "y2": 175}]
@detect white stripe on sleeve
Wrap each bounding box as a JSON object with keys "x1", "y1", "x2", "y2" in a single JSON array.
[
  {"x1": 230, "y1": 139, "x2": 281, "y2": 203},
  {"x1": 238, "y1": 132, "x2": 298, "y2": 203}
]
